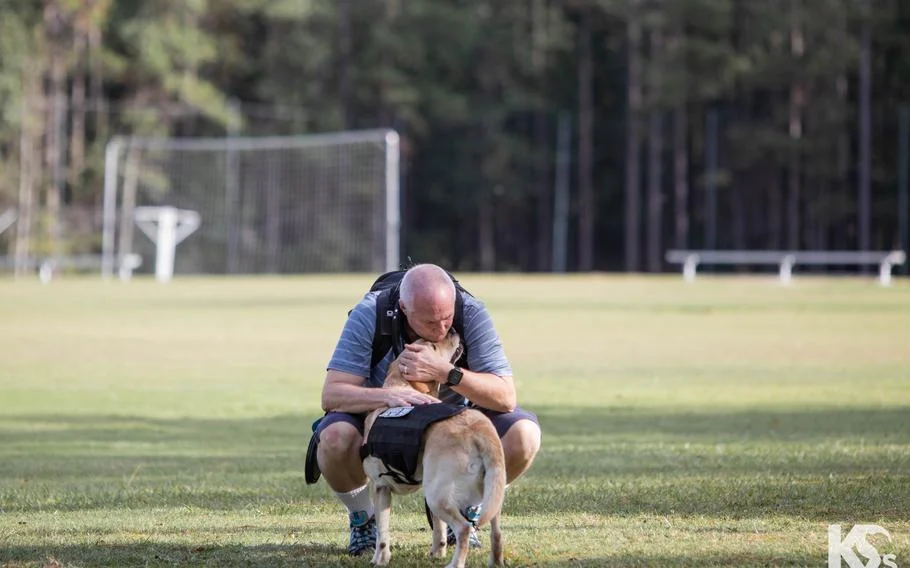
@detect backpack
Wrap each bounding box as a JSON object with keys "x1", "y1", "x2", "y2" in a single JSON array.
[{"x1": 365, "y1": 269, "x2": 471, "y2": 369}]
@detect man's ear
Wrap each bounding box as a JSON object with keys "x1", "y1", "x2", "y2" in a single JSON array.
[{"x1": 398, "y1": 299, "x2": 408, "y2": 315}]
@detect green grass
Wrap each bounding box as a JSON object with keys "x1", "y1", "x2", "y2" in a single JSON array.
[{"x1": 1, "y1": 274, "x2": 908, "y2": 567}]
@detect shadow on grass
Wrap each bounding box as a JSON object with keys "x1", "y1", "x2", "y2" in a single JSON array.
[
  {"x1": 515, "y1": 551, "x2": 826, "y2": 567},
  {"x1": 1, "y1": 542, "x2": 367, "y2": 568},
  {"x1": 5, "y1": 404, "x2": 907, "y2": 451},
  {"x1": 536, "y1": 404, "x2": 910, "y2": 443},
  {"x1": 1, "y1": 406, "x2": 908, "y2": 520},
  {"x1": 0, "y1": 543, "x2": 832, "y2": 567},
  {"x1": 521, "y1": 404, "x2": 910, "y2": 521}
]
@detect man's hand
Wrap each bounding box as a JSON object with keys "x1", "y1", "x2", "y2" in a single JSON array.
[
  {"x1": 396, "y1": 343, "x2": 449, "y2": 384},
  {"x1": 384, "y1": 387, "x2": 439, "y2": 407},
  {"x1": 322, "y1": 369, "x2": 440, "y2": 414}
]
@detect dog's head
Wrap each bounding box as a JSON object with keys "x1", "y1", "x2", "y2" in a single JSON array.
[
  {"x1": 431, "y1": 328, "x2": 464, "y2": 365},
  {"x1": 387, "y1": 330, "x2": 463, "y2": 395}
]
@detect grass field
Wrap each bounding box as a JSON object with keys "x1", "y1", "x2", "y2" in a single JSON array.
[{"x1": 1, "y1": 274, "x2": 908, "y2": 567}]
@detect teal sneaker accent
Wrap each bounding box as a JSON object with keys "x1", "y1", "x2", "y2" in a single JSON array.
[
  {"x1": 464, "y1": 504, "x2": 482, "y2": 525},
  {"x1": 347, "y1": 512, "x2": 376, "y2": 556}
]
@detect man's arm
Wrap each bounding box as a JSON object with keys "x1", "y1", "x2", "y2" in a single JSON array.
[
  {"x1": 446, "y1": 369, "x2": 516, "y2": 413},
  {"x1": 321, "y1": 369, "x2": 441, "y2": 414},
  {"x1": 395, "y1": 344, "x2": 517, "y2": 413},
  {"x1": 451, "y1": 296, "x2": 517, "y2": 412}
]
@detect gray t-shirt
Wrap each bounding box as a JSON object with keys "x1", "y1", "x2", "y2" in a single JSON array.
[{"x1": 327, "y1": 291, "x2": 512, "y2": 403}]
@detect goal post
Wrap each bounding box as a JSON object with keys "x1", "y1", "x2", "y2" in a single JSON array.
[{"x1": 101, "y1": 129, "x2": 400, "y2": 280}]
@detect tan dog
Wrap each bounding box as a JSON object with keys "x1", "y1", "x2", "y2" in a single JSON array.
[{"x1": 362, "y1": 332, "x2": 506, "y2": 568}]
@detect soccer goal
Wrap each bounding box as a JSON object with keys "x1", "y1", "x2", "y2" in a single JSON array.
[{"x1": 101, "y1": 129, "x2": 400, "y2": 280}]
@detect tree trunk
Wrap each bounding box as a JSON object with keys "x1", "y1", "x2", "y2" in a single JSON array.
[
  {"x1": 671, "y1": 13, "x2": 688, "y2": 251},
  {"x1": 577, "y1": 14, "x2": 594, "y2": 271},
  {"x1": 89, "y1": 16, "x2": 107, "y2": 151},
  {"x1": 768, "y1": 180, "x2": 782, "y2": 250},
  {"x1": 673, "y1": 106, "x2": 689, "y2": 248},
  {"x1": 646, "y1": 17, "x2": 663, "y2": 272},
  {"x1": 704, "y1": 109, "x2": 719, "y2": 250},
  {"x1": 44, "y1": 3, "x2": 66, "y2": 261},
  {"x1": 625, "y1": 0, "x2": 642, "y2": 271},
  {"x1": 834, "y1": 6, "x2": 850, "y2": 252},
  {"x1": 858, "y1": 0, "x2": 871, "y2": 252},
  {"x1": 378, "y1": 0, "x2": 400, "y2": 127},
  {"x1": 732, "y1": 185, "x2": 745, "y2": 251},
  {"x1": 338, "y1": 0, "x2": 351, "y2": 128},
  {"x1": 15, "y1": 89, "x2": 39, "y2": 278},
  {"x1": 835, "y1": 73, "x2": 849, "y2": 250},
  {"x1": 535, "y1": 111, "x2": 551, "y2": 271},
  {"x1": 532, "y1": 0, "x2": 550, "y2": 271},
  {"x1": 70, "y1": 30, "x2": 87, "y2": 200},
  {"x1": 787, "y1": 0, "x2": 804, "y2": 250},
  {"x1": 479, "y1": 190, "x2": 495, "y2": 271},
  {"x1": 44, "y1": 87, "x2": 64, "y2": 261}
]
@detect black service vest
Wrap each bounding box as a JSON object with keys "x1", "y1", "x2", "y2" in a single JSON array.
[{"x1": 360, "y1": 403, "x2": 467, "y2": 485}]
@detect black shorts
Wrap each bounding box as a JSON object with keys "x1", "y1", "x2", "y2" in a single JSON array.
[{"x1": 315, "y1": 405, "x2": 538, "y2": 441}]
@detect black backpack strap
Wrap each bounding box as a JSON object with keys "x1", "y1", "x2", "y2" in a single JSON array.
[
  {"x1": 371, "y1": 286, "x2": 402, "y2": 369},
  {"x1": 452, "y1": 290, "x2": 467, "y2": 365}
]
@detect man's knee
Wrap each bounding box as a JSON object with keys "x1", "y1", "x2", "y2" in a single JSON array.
[
  {"x1": 317, "y1": 421, "x2": 363, "y2": 460},
  {"x1": 502, "y1": 419, "x2": 541, "y2": 461}
]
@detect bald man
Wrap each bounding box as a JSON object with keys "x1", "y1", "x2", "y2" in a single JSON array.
[{"x1": 316, "y1": 264, "x2": 541, "y2": 556}]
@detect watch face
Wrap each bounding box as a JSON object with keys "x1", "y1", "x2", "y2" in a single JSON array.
[{"x1": 447, "y1": 367, "x2": 463, "y2": 386}]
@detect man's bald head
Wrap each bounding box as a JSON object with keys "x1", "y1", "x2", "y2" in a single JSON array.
[
  {"x1": 399, "y1": 264, "x2": 456, "y2": 342},
  {"x1": 400, "y1": 264, "x2": 456, "y2": 306}
]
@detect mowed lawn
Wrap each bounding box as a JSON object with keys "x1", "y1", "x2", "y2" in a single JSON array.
[{"x1": 0, "y1": 274, "x2": 908, "y2": 567}]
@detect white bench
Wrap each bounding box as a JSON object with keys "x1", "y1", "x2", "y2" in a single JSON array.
[{"x1": 665, "y1": 250, "x2": 907, "y2": 286}]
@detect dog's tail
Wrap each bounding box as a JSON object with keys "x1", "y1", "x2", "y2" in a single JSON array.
[{"x1": 475, "y1": 423, "x2": 507, "y2": 528}]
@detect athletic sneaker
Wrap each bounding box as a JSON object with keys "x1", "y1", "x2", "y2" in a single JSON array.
[
  {"x1": 446, "y1": 525, "x2": 482, "y2": 549},
  {"x1": 347, "y1": 511, "x2": 376, "y2": 556},
  {"x1": 424, "y1": 500, "x2": 482, "y2": 549}
]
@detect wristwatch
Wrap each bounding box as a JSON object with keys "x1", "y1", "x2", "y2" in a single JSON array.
[{"x1": 445, "y1": 366, "x2": 464, "y2": 387}]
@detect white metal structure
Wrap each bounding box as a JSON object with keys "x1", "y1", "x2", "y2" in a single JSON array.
[
  {"x1": 0, "y1": 208, "x2": 16, "y2": 237},
  {"x1": 101, "y1": 129, "x2": 400, "y2": 280},
  {"x1": 134, "y1": 206, "x2": 201, "y2": 283},
  {"x1": 665, "y1": 250, "x2": 907, "y2": 286}
]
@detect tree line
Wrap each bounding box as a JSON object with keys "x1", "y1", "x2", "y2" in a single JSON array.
[{"x1": 0, "y1": 0, "x2": 907, "y2": 272}]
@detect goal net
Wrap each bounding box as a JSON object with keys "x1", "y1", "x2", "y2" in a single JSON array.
[{"x1": 101, "y1": 129, "x2": 400, "y2": 279}]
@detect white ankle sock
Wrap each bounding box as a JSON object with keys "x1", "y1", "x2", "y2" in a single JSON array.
[{"x1": 336, "y1": 484, "x2": 373, "y2": 522}]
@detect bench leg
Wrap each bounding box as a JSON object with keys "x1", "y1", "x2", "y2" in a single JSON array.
[
  {"x1": 683, "y1": 256, "x2": 698, "y2": 283},
  {"x1": 879, "y1": 261, "x2": 893, "y2": 287},
  {"x1": 778, "y1": 255, "x2": 795, "y2": 285}
]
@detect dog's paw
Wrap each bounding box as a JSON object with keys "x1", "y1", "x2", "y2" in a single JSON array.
[
  {"x1": 429, "y1": 543, "x2": 446, "y2": 558},
  {"x1": 371, "y1": 543, "x2": 391, "y2": 566},
  {"x1": 488, "y1": 553, "x2": 505, "y2": 567}
]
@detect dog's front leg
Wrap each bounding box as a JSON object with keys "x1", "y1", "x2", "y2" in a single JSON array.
[
  {"x1": 429, "y1": 514, "x2": 446, "y2": 558},
  {"x1": 370, "y1": 484, "x2": 392, "y2": 566}
]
